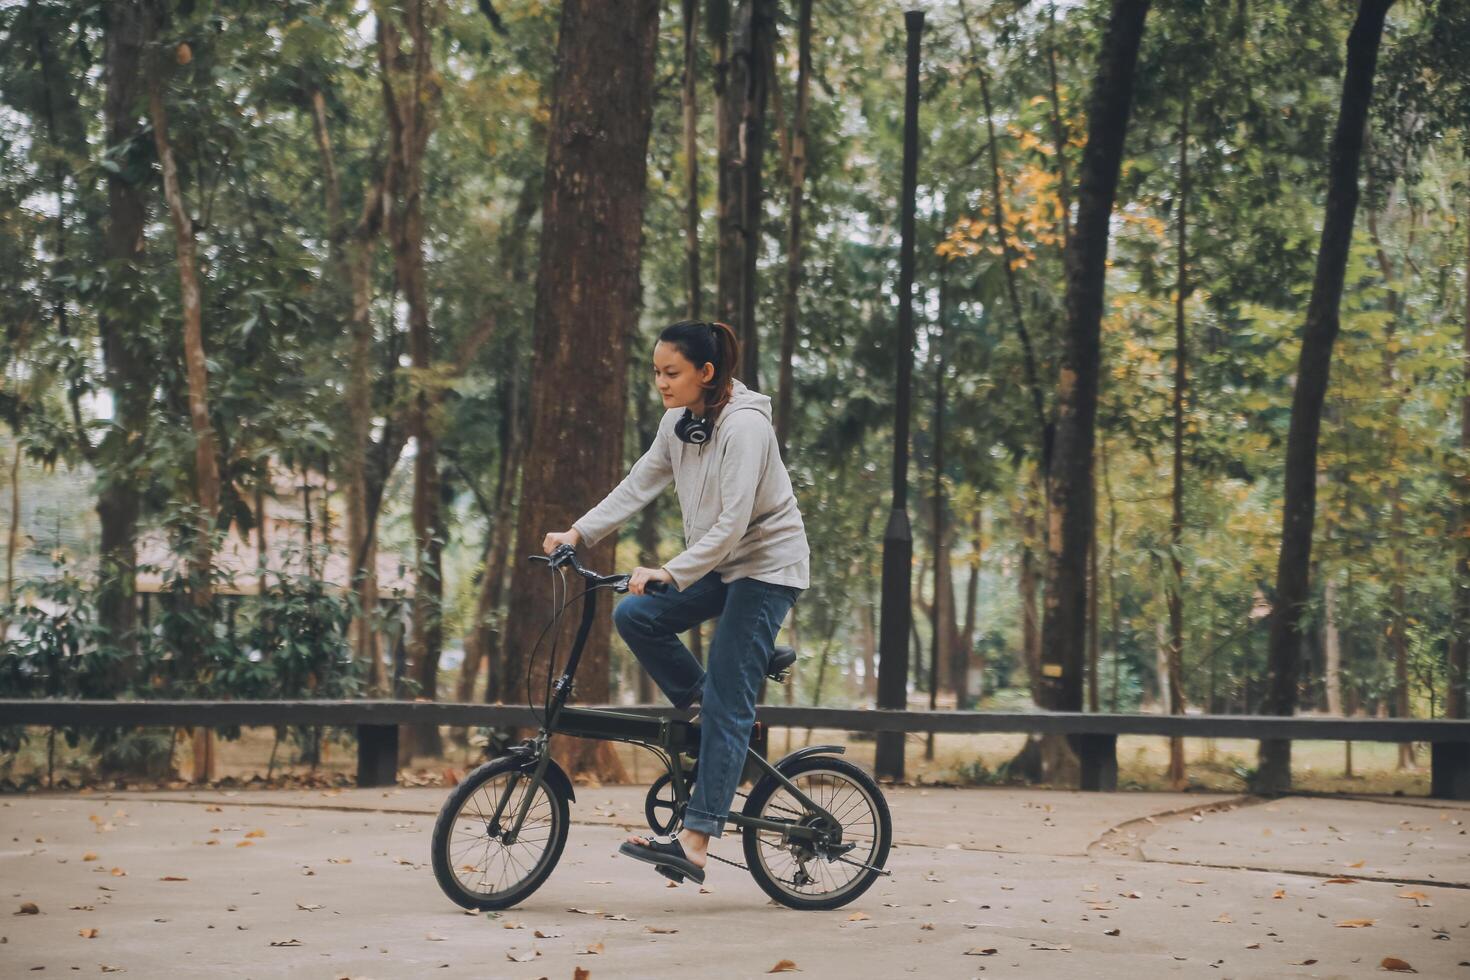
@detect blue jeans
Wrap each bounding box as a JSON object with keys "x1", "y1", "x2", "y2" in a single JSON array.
[{"x1": 612, "y1": 571, "x2": 800, "y2": 837}]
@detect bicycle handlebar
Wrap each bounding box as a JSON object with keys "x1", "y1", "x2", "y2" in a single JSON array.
[{"x1": 528, "y1": 545, "x2": 667, "y2": 593}]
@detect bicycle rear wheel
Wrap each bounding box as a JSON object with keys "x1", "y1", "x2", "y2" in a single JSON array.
[
  {"x1": 431, "y1": 756, "x2": 569, "y2": 910},
  {"x1": 740, "y1": 755, "x2": 891, "y2": 911}
]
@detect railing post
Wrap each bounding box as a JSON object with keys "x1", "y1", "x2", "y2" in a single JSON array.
[
  {"x1": 1430, "y1": 741, "x2": 1470, "y2": 801},
  {"x1": 357, "y1": 724, "x2": 399, "y2": 788},
  {"x1": 1077, "y1": 733, "x2": 1118, "y2": 791}
]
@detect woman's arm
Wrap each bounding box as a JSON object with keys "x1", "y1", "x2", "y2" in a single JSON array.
[
  {"x1": 661, "y1": 415, "x2": 766, "y2": 591},
  {"x1": 570, "y1": 424, "x2": 674, "y2": 547}
]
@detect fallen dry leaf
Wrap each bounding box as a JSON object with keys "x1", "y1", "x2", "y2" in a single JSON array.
[
  {"x1": 205, "y1": 805, "x2": 222, "y2": 812},
  {"x1": 79, "y1": 928, "x2": 99, "y2": 939},
  {"x1": 1323, "y1": 877, "x2": 1357, "y2": 885},
  {"x1": 965, "y1": 948, "x2": 999, "y2": 956},
  {"x1": 1271, "y1": 889, "x2": 1286, "y2": 899},
  {"x1": 567, "y1": 907, "x2": 603, "y2": 916},
  {"x1": 505, "y1": 948, "x2": 539, "y2": 963},
  {"x1": 16, "y1": 902, "x2": 39, "y2": 915},
  {"x1": 82, "y1": 852, "x2": 98, "y2": 862},
  {"x1": 1290, "y1": 959, "x2": 1318, "y2": 966},
  {"x1": 502, "y1": 921, "x2": 524, "y2": 930},
  {"x1": 574, "y1": 969, "x2": 591, "y2": 980},
  {"x1": 1214, "y1": 913, "x2": 1233, "y2": 924},
  {"x1": 425, "y1": 933, "x2": 447, "y2": 942},
  {"x1": 533, "y1": 929, "x2": 562, "y2": 939},
  {"x1": 1029, "y1": 942, "x2": 1072, "y2": 951},
  {"x1": 580, "y1": 942, "x2": 605, "y2": 955},
  {"x1": 1178, "y1": 878, "x2": 1206, "y2": 884},
  {"x1": 645, "y1": 925, "x2": 678, "y2": 934},
  {"x1": 160, "y1": 876, "x2": 188, "y2": 882},
  {"x1": 1346, "y1": 860, "x2": 1365, "y2": 868},
  {"x1": 1336, "y1": 918, "x2": 1374, "y2": 928},
  {"x1": 1104, "y1": 928, "x2": 1121, "y2": 937},
  {"x1": 236, "y1": 841, "x2": 254, "y2": 849},
  {"x1": 269, "y1": 939, "x2": 303, "y2": 947},
  {"x1": 327, "y1": 857, "x2": 351, "y2": 864},
  {"x1": 769, "y1": 961, "x2": 800, "y2": 973},
  {"x1": 1380, "y1": 957, "x2": 1417, "y2": 973},
  {"x1": 245, "y1": 829, "x2": 266, "y2": 839},
  {"x1": 847, "y1": 911, "x2": 870, "y2": 921}
]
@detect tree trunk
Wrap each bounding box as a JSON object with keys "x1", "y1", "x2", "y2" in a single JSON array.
[
  {"x1": 460, "y1": 371, "x2": 526, "y2": 705},
  {"x1": 1167, "y1": 86, "x2": 1190, "y2": 789},
  {"x1": 857, "y1": 596, "x2": 877, "y2": 700},
  {"x1": 633, "y1": 382, "x2": 665, "y2": 705},
  {"x1": 1325, "y1": 574, "x2": 1343, "y2": 715},
  {"x1": 1368, "y1": 190, "x2": 1415, "y2": 766},
  {"x1": 958, "y1": 0, "x2": 1050, "y2": 470},
  {"x1": 379, "y1": 2, "x2": 444, "y2": 759},
  {"x1": 1453, "y1": 194, "x2": 1470, "y2": 720},
  {"x1": 501, "y1": 0, "x2": 660, "y2": 782},
  {"x1": 315, "y1": 84, "x2": 392, "y2": 695},
  {"x1": 682, "y1": 0, "x2": 702, "y2": 320},
  {"x1": 1259, "y1": 0, "x2": 1395, "y2": 793},
  {"x1": 1102, "y1": 435, "x2": 1123, "y2": 712},
  {"x1": 733, "y1": 0, "x2": 775, "y2": 386},
  {"x1": 149, "y1": 43, "x2": 221, "y2": 784},
  {"x1": 960, "y1": 507, "x2": 982, "y2": 706},
  {"x1": 1017, "y1": 490, "x2": 1042, "y2": 700},
  {"x1": 95, "y1": 0, "x2": 152, "y2": 675},
  {"x1": 1039, "y1": 0, "x2": 1150, "y2": 728},
  {"x1": 2, "y1": 444, "x2": 20, "y2": 639},
  {"x1": 775, "y1": 0, "x2": 812, "y2": 458},
  {"x1": 712, "y1": 0, "x2": 737, "y2": 327},
  {"x1": 1045, "y1": 1, "x2": 1072, "y2": 247}
]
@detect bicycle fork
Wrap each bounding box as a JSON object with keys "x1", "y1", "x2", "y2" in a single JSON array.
[{"x1": 489, "y1": 738, "x2": 552, "y2": 845}]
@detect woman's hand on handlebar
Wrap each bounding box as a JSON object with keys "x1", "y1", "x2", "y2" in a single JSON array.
[
  {"x1": 628, "y1": 566, "x2": 674, "y2": 596},
  {"x1": 542, "y1": 528, "x2": 581, "y2": 555}
]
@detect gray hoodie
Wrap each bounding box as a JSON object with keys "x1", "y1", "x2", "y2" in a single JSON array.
[{"x1": 572, "y1": 379, "x2": 810, "y2": 591}]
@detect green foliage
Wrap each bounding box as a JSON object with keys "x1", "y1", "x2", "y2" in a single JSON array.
[{"x1": 1, "y1": 0, "x2": 1467, "y2": 732}]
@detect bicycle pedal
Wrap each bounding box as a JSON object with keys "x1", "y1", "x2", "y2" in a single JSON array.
[{"x1": 655, "y1": 864, "x2": 687, "y2": 884}]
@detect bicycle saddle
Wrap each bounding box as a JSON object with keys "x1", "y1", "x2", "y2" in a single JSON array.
[{"x1": 767, "y1": 645, "x2": 797, "y2": 681}]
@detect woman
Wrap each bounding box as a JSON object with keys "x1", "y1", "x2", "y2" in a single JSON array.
[{"x1": 541, "y1": 319, "x2": 809, "y2": 885}]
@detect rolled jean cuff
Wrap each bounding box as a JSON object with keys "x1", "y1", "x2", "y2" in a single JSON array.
[{"x1": 682, "y1": 807, "x2": 725, "y2": 838}]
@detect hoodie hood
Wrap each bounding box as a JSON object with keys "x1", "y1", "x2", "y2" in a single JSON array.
[{"x1": 715, "y1": 379, "x2": 771, "y2": 428}]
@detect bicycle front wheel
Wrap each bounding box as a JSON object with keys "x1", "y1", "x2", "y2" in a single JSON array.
[
  {"x1": 430, "y1": 756, "x2": 569, "y2": 910},
  {"x1": 740, "y1": 755, "x2": 892, "y2": 911}
]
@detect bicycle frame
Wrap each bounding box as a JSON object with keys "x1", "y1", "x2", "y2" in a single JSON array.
[{"x1": 499, "y1": 547, "x2": 843, "y2": 851}]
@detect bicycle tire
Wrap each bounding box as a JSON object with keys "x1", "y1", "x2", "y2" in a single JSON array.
[
  {"x1": 740, "y1": 755, "x2": 892, "y2": 911},
  {"x1": 430, "y1": 756, "x2": 570, "y2": 910}
]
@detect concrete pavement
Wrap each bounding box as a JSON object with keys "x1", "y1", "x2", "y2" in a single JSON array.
[{"x1": 3, "y1": 782, "x2": 1466, "y2": 979}]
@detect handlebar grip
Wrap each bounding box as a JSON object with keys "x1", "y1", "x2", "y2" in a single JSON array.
[{"x1": 529, "y1": 554, "x2": 551, "y2": 564}]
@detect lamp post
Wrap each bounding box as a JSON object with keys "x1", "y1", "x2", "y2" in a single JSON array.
[{"x1": 875, "y1": 8, "x2": 924, "y2": 782}]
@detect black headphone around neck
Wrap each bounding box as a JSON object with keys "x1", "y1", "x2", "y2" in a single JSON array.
[{"x1": 674, "y1": 409, "x2": 713, "y2": 445}]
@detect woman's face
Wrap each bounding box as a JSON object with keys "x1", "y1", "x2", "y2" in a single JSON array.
[{"x1": 653, "y1": 341, "x2": 715, "y2": 414}]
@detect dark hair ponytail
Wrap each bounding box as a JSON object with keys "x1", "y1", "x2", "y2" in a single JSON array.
[{"x1": 656, "y1": 320, "x2": 742, "y2": 422}]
